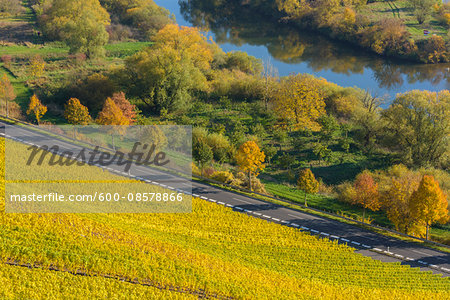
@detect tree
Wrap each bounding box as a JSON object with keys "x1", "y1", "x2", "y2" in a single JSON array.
[
  {"x1": 140, "y1": 125, "x2": 168, "y2": 151},
  {"x1": 64, "y1": 98, "x2": 91, "y2": 125},
  {"x1": 41, "y1": 0, "x2": 110, "y2": 57},
  {"x1": 382, "y1": 90, "x2": 449, "y2": 167},
  {"x1": 273, "y1": 74, "x2": 326, "y2": 131},
  {"x1": 193, "y1": 141, "x2": 213, "y2": 176},
  {"x1": 96, "y1": 97, "x2": 129, "y2": 149},
  {"x1": 383, "y1": 176, "x2": 420, "y2": 235},
  {"x1": 125, "y1": 24, "x2": 214, "y2": 114},
  {"x1": 235, "y1": 141, "x2": 265, "y2": 191},
  {"x1": 28, "y1": 55, "x2": 45, "y2": 79},
  {"x1": 111, "y1": 92, "x2": 136, "y2": 124},
  {"x1": 297, "y1": 168, "x2": 319, "y2": 207},
  {"x1": 409, "y1": 0, "x2": 434, "y2": 24},
  {"x1": 352, "y1": 172, "x2": 381, "y2": 223},
  {"x1": 410, "y1": 175, "x2": 449, "y2": 240},
  {"x1": 26, "y1": 94, "x2": 47, "y2": 124},
  {"x1": 0, "y1": 73, "x2": 16, "y2": 117}
]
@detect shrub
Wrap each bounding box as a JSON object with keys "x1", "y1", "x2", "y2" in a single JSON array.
[{"x1": 211, "y1": 171, "x2": 234, "y2": 184}]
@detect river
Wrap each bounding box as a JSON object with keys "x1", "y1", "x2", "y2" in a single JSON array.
[{"x1": 154, "y1": 0, "x2": 450, "y2": 100}]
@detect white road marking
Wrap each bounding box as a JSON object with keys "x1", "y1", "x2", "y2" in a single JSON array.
[
  {"x1": 232, "y1": 197, "x2": 252, "y2": 204},
  {"x1": 441, "y1": 267, "x2": 450, "y2": 272},
  {"x1": 418, "y1": 260, "x2": 428, "y2": 265},
  {"x1": 341, "y1": 238, "x2": 350, "y2": 242},
  {"x1": 411, "y1": 249, "x2": 431, "y2": 256},
  {"x1": 281, "y1": 220, "x2": 290, "y2": 224},
  {"x1": 351, "y1": 241, "x2": 361, "y2": 246},
  {"x1": 244, "y1": 209, "x2": 252, "y2": 213},
  {"x1": 262, "y1": 215, "x2": 271, "y2": 218},
  {"x1": 218, "y1": 201, "x2": 225, "y2": 205},
  {"x1": 310, "y1": 229, "x2": 319, "y2": 234},
  {"x1": 253, "y1": 212, "x2": 262, "y2": 216},
  {"x1": 330, "y1": 235, "x2": 340, "y2": 239},
  {"x1": 192, "y1": 194, "x2": 200, "y2": 197},
  {"x1": 272, "y1": 218, "x2": 280, "y2": 221},
  {"x1": 235, "y1": 207, "x2": 243, "y2": 210},
  {"x1": 320, "y1": 232, "x2": 329, "y2": 236},
  {"x1": 291, "y1": 223, "x2": 299, "y2": 227},
  {"x1": 300, "y1": 226, "x2": 309, "y2": 230},
  {"x1": 429, "y1": 264, "x2": 439, "y2": 268},
  {"x1": 226, "y1": 204, "x2": 234, "y2": 207},
  {"x1": 200, "y1": 196, "x2": 208, "y2": 200},
  {"x1": 405, "y1": 257, "x2": 414, "y2": 261},
  {"x1": 394, "y1": 254, "x2": 404, "y2": 259},
  {"x1": 209, "y1": 199, "x2": 217, "y2": 203}
]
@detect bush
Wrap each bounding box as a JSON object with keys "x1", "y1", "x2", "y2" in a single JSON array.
[
  {"x1": 0, "y1": 0, "x2": 24, "y2": 16},
  {"x1": 211, "y1": 171, "x2": 234, "y2": 184}
]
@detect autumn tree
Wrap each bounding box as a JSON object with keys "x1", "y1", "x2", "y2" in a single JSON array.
[
  {"x1": 28, "y1": 55, "x2": 45, "y2": 79},
  {"x1": 40, "y1": 0, "x2": 110, "y2": 57},
  {"x1": 111, "y1": 92, "x2": 136, "y2": 124},
  {"x1": 0, "y1": 73, "x2": 16, "y2": 117},
  {"x1": 352, "y1": 171, "x2": 381, "y2": 223},
  {"x1": 382, "y1": 90, "x2": 449, "y2": 167},
  {"x1": 273, "y1": 74, "x2": 326, "y2": 131},
  {"x1": 140, "y1": 125, "x2": 168, "y2": 151},
  {"x1": 297, "y1": 168, "x2": 319, "y2": 207},
  {"x1": 64, "y1": 98, "x2": 91, "y2": 125},
  {"x1": 383, "y1": 175, "x2": 421, "y2": 235},
  {"x1": 96, "y1": 97, "x2": 129, "y2": 149},
  {"x1": 26, "y1": 94, "x2": 47, "y2": 124},
  {"x1": 235, "y1": 141, "x2": 265, "y2": 191},
  {"x1": 125, "y1": 24, "x2": 214, "y2": 113},
  {"x1": 410, "y1": 175, "x2": 449, "y2": 240}
]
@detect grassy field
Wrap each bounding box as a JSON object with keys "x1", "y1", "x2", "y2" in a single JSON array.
[
  {"x1": 0, "y1": 138, "x2": 450, "y2": 298},
  {"x1": 359, "y1": 0, "x2": 448, "y2": 41}
]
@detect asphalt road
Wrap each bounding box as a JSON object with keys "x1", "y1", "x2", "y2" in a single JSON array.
[{"x1": 1, "y1": 121, "x2": 449, "y2": 277}]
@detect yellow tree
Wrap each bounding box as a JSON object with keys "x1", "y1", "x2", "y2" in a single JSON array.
[
  {"x1": 0, "y1": 73, "x2": 16, "y2": 117},
  {"x1": 96, "y1": 97, "x2": 129, "y2": 149},
  {"x1": 410, "y1": 175, "x2": 449, "y2": 240},
  {"x1": 383, "y1": 176, "x2": 420, "y2": 235},
  {"x1": 352, "y1": 171, "x2": 381, "y2": 223},
  {"x1": 64, "y1": 98, "x2": 91, "y2": 125},
  {"x1": 28, "y1": 55, "x2": 45, "y2": 79},
  {"x1": 297, "y1": 168, "x2": 319, "y2": 207},
  {"x1": 26, "y1": 94, "x2": 47, "y2": 124},
  {"x1": 273, "y1": 74, "x2": 326, "y2": 131},
  {"x1": 235, "y1": 141, "x2": 265, "y2": 191}
]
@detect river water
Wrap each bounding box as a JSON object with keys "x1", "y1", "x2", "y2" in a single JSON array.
[{"x1": 154, "y1": 0, "x2": 450, "y2": 100}]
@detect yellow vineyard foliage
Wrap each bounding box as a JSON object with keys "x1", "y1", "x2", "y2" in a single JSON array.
[{"x1": 0, "y1": 138, "x2": 449, "y2": 299}]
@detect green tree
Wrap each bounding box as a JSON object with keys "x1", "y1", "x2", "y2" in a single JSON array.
[
  {"x1": 382, "y1": 90, "x2": 449, "y2": 167},
  {"x1": 409, "y1": 0, "x2": 434, "y2": 24},
  {"x1": 297, "y1": 168, "x2": 319, "y2": 207},
  {"x1": 193, "y1": 141, "x2": 213, "y2": 176},
  {"x1": 41, "y1": 0, "x2": 110, "y2": 57},
  {"x1": 125, "y1": 24, "x2": 214, "y2": 113}
]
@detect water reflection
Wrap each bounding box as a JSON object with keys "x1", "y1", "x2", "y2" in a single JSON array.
[{"x1": 178, "y1": 0, "x2": 450, "y2": 91}]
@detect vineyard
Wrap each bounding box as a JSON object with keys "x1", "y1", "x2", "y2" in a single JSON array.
[{"x1": 0, "y1": 137, "x2": 449, "y2": 299}]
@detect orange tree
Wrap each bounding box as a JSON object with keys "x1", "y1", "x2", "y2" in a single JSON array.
[
  {"x1": 410, "y1": 175, "x2": 449, "y2": 240},
  {"x1": 297, "y1": 168, "x2": 319, "y2": 207},
  {"x1": 352, "y1": 171, "x2": 381, "y2": 223},
  {"x1": 235, "y1": 141, "x2": 265, "y2": 191},
  {"x1": 96, "y1": 97, "x2": 130, "y2": 149}
]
